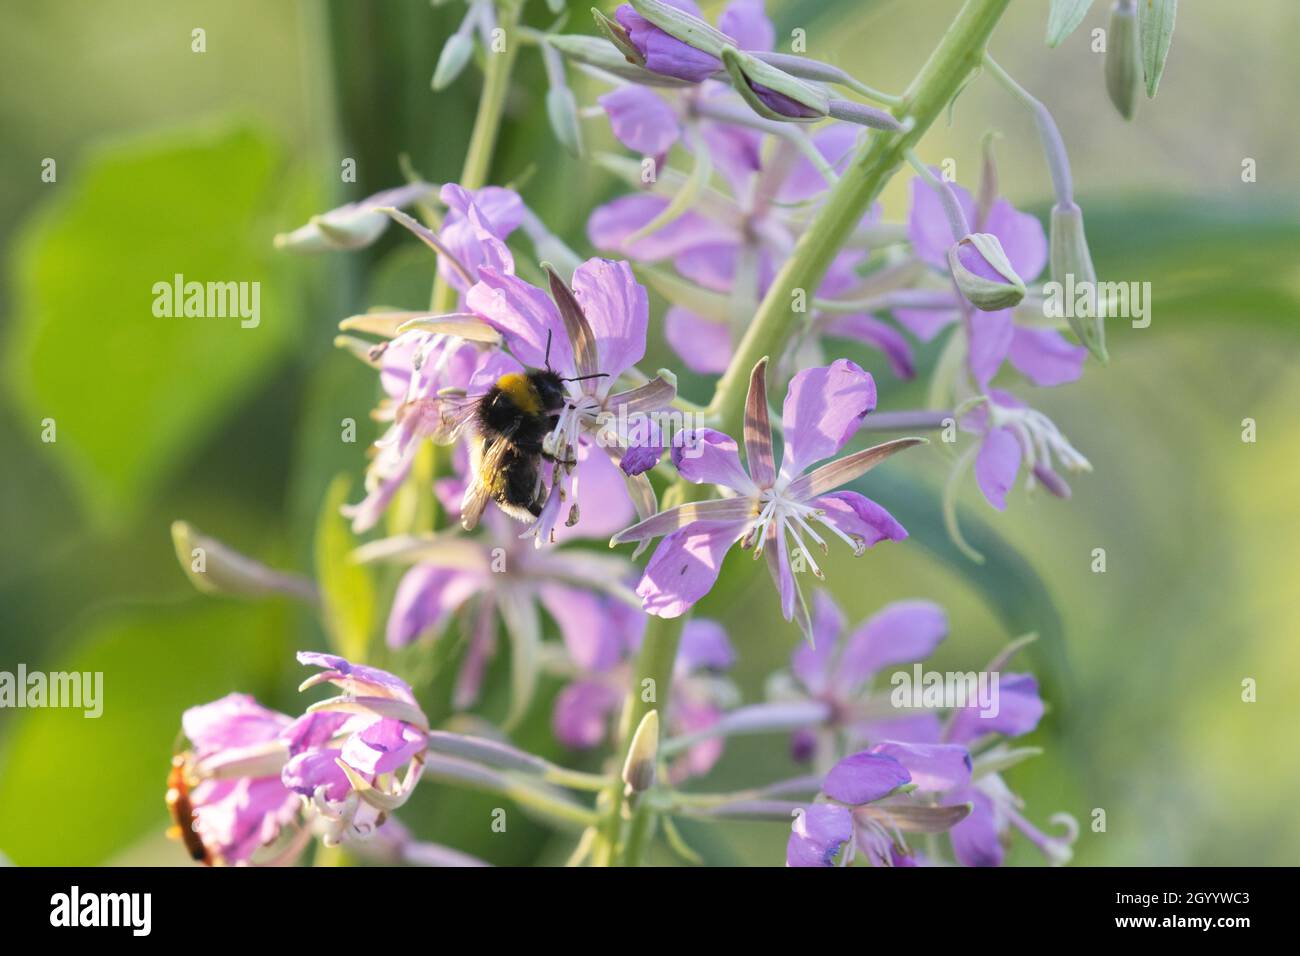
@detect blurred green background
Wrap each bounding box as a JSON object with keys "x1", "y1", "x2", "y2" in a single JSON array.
[{"x1": 1, "y1": 0, "x2": 1297, "y2": 866}]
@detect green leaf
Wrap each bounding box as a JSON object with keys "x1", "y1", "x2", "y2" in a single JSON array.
[
  {"x1": 1138, "y1": 0, "x2": 1177, "y2": 97},
  {"x1": 1045, "y1": 0, "x2": 1095, "y2": 47},
  {"x1": 5, "y1": 122, "x2": 305, "y2": 528},
  {"x1": 315, "y1": 474, "x2": 376, "y2": 661},
  {"x1": 0, "y1": 601, "x2": 293, "y2": 865}
]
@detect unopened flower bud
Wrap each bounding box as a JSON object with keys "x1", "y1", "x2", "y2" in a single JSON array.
[
  {"x1": 721, "y1": 47, "x2": 828, "y2": 122},
  {"x1": 1104, "y1": 1, "x2": 1141, "y2": 121},
  {"x1": 273, "y1": 182, "x2": 436, "y2": 253},
  {"x1": 948, "y1": 233, "x2": 1027, "y2": 311},
  {"x1": 1049, "y1": 202, "x2": 1107, "y2": 361},
  {"x1": 171, "y1": 520, "x2": 316, "y2": 602},
  {"x1": 621, "y1": 709, "x2": 660, "y2": 795},
  {"x1": 432, "y1": 32, "x2": 475, "y2": 91},
  {"x1": 618, "y1": 0, "x2": 730, "y2": 82}
]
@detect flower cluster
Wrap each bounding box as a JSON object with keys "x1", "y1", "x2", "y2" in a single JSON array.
[{"x1": 163, "y1": 0, "x2": 1116, "y2": 869}]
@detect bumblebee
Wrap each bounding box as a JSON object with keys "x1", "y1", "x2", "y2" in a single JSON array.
[
  {"x1": 464, "y1": 368, "x2": 567, "y2": 527},
  {"x1": 458, "y1": 333, "x2": 606, "y2": 530}
]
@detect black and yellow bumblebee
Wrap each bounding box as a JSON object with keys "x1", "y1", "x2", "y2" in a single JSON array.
[{"x1": 459, "y1": 332, "x2": 606, "y2": 530}]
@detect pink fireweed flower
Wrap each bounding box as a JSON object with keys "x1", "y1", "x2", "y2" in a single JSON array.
[
  {"x1": 339, "y1": 183, "x2": 528, "y2": 532},
  {"x1": 589, "y1": 126, "x2": 912, "y2": 379},
  {"x1": 356, "y1": 509, "x2": 639, "y2": 728},
  {"x1": 960, "y1": 389, "x2": 1091, "y2": 511},
  {"x1": 901, "y1": 657, "x2": 1076, "y2": 867},
  {"x1": 785, "y1": 743, "x2": 975, "y2": 867},
  {"x1": 273, "y1": 181, "x2": 438, "y2": 252},
  {"x1": 898, "y1": 174, "x2": 1087, "y2": 390},
  {"x1": 462, "y1": 257, "x2": 677, "y2": 542},
  {"x1": 770, "y1": 590, "x2": 950, "y2": 768},
  {"x1": 611, "y1": 359, "x2": 921, "y2": 638},
  {"x1": 169, "y1": 693, "x2": 304, "y2": 866},
  {"x1": 550, "y1": 607, "x2": 737, "y2": 783},
  {"x1": 279, "y1": 653, "x2": 430, "y2": 846},
  {"x1": 344, "y1": 331, "x2": 488, "y2": 533}
]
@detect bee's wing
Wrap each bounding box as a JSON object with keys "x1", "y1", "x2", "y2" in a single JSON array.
[
  {"x1": 398, "y1": 390, "x2": 478, "y2": 445},
  {"x1": 461, "y1": 424, "x2": 520, "y2": 531}
]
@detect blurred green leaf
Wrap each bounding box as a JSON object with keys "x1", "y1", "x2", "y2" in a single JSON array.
[
  {"x1": 1138, "y1": 0, "x2": 1177, "y2": 97},
  {"x1": 315, "y1": 474, "x2": 376, "y2": 660},
  {"x1": 5, "y1": 122, "x2": 303, "y2": 528},
  {"x1": 0, "y1": 600, "x2": 293, "y2": 865},
  {"x1": 1046, "y1": 0, "x2": 1095, "y2": 47},
  {"x1": 852, "y1": 468, "x2": 1073, "y2": 703}
]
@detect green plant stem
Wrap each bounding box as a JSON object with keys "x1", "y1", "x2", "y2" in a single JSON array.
[
  {"x1": 981, "y1": 53, "x2": 1073, "y2": 206},
  {"x1": 707, "y1": 0, "x2": 1014, "y2": 440},
  {"x1": 430, "y1": 0, "x2": 523, "y2": 312},
  {"x1": 590, "y1": 613, "x2": 684, "y2": 866}
]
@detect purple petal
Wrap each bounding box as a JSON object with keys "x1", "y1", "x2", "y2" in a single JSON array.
[
  {"x1": 949, "y1": 788, "x2": 1003, "y2": 867},
  {"x1": 598, "y1": 86, "x2": 681, "y2": 156},
  {"x1": 341, "y1": 719, "x2": 426, "y2": 776},
  {"x1": 823, "y1": 312, "x2": 916, "y2": 380},
  {"x1": 673, "y1": 240, "x2": 746, "y2": 294},
  {"x1": 1008, "y1": 326, "x2": 1087, "y2": 387},
  {"x1": 676, "y1": 618, "x2": 734, "y2": 674},
  {"x1": 296, "y1": 652, "x2": 419, "y2": 704},
  {"x1": 810, "y1": 491, "x2": 908, "y2": 548},
  {"x1": 672, "y1": 427, "x2": 759, "y2": 494},
  {"x1": 538, "y1": 584, "x2": 627, "y2": 672},
  {"x1": 552, "y1": 680, "x2": 622, "y2": 749},
  {"x1": 182, "y1": 694, "x2": 290, "y2": 755},
  {"x1": 869, "y1": 741, "x2": 972, "y2": 793},
  {"x1": 665, "y1": 306, "x2": 731, "y2": 374},
  {"x1": 908, "y1": 175, "x2": 976, "y2": 269},
  {"x1": 822, "y1": 751, "x2": 911, "y2": 805},
  {"x1": 553, "y1": 439, "x2": 637, "y2": 543},
  {"x1": 967, "y1": 308, "x2": 1015, "y2": 389},
  {"x1": 669, "y1": 699, "x2": 727, "y2": 782},
  {"x1": 191, "y1": 776, "x2": 299, "y2": 863},
  {"x1": 615, "y1": 4, "x2": 723, "y2": 82},
  {"x1": 893, "y1": 304, "x2": 960, "y2": 342},
  {"x1": 587, "y1": 194, "x2": 733, "y2": 261},
  {"x1": 281, "y1": 749, "x2": 350, "y2": 802},
  {"x1": 386, "y1": 564, "x2": 487, "y2": 648},
  {"x1": 466, "y1": 267, "x2": 569, "y2": 373},
  {"x1": 717, "y1": 0, "x2": 774, "y2": 51},
  {"x1": 697, "y1": 119, "x2": 763, "y2": 195},
  {"x1": 791, "y1": 590, "x2": 845, "y2": 694},
  {"x1": 835, "y1": 600, "x2": 948, "y2": 695},
  {"x1": 974, "y1": 426, "x2": 1022, "y2": 511},
  {"x1": 778, "y1": 125, "x2": 858, "y2": 204},
  {"x1": 948, "y1": 673, "x2": 1045, "y2": 743},
  {"x1": 571, "y1": 257, "x2": 648, "y2": 384},
  {"x1": 787, "y1": 804, "x2": 853, "y2": 867},
  {"x1": 280, "y1": 711, "x2": 353, "y2": 757},
  {"x1": 983, "y1": 197, "x2": 1047, "y2": 282},
  {"x1": 778, "y1": 359, "x2": 878, "y2": 482},
  {"x1": 637, "y1": 521, "x2": 741, "y2": 618}
]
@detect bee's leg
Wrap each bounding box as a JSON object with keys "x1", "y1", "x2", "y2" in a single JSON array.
[{"x1": 542, "y1": 449, "x2": 578, "y2": 467}]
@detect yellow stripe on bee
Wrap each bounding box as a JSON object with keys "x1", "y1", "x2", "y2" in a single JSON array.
[{"x1": 496, "y1": 372, "x2": 541, "y2": 415}]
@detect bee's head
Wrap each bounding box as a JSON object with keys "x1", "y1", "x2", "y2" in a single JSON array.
[
  {"x1": 530, "y1": 369, "x2": 568, "y2": 414},
  {"x1": 537, "y1": 329, "x2": 608, "y2": 412}
]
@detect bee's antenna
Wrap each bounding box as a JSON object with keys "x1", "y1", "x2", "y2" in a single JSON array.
[
  {"x1": 544, "y1": 329, "x2": 553, "y2": 372},
  {"x1": 561, "y1": 372, "x2": 610, "y2": 383}
]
